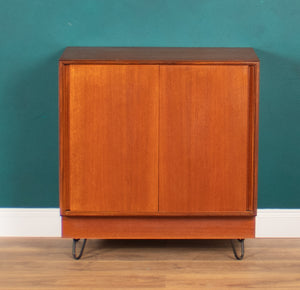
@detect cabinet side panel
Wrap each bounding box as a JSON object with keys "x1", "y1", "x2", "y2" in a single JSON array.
[
  {"x1": 251, "y1": 64, "x2": 260, "y2": 213},
  {"x1": 59, "y1": 63, "x2": 70, "y2": 214},
  {"x1": 159, "y1": 65, "x2": 250, "y2": 213},
  {"x1": 67, "y1": 65, "x2": 159, "y2": 213}
]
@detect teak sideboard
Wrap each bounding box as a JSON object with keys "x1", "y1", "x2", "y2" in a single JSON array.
[{"x1": 59, "y1": 47, "x2": 259, "y2": 259}]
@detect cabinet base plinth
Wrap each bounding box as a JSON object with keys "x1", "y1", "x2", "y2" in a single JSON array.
[{"x1": 62, "y1": 216, "x2": 255, "y2": 239}]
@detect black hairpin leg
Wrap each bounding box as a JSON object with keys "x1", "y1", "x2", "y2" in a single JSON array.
[
  {"x1": 231, "y1": 239, "x2": 245, "y2": 260},
  {"x1": 72, "y1": 239, "x2": 87, "y2": 260}
]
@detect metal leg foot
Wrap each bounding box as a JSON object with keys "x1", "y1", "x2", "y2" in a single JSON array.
[
  {"x1": 72, "y1": 239, "x2": 87, "y2": 260},
  {"x1": 231, "y1": 239, "x2": 245, "y2": 260}
]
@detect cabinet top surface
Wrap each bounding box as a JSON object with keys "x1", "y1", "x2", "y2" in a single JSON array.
[{"x1": 59, "y1": 47, "x2": 259, "y2": 63}]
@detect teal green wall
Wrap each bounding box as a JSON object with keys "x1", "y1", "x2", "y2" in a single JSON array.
[{"x1": 0, "y1": 0, "x2": 299, "y2": 208}]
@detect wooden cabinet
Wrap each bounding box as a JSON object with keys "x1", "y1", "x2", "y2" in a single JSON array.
[{"x1": 59, "y1": 47, "x2": 259, "y2": 240}]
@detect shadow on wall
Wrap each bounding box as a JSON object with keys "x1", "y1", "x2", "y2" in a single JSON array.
[
  {"x1": 1, "y1": 50, "x2": 64, "y2": 207},
  {"x1": 255, "y1": 49, "x2": 300, "y2": 208}
]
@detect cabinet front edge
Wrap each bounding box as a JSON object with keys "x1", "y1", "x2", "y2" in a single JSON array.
[{"x1": 59, "y1": 60, "x2": 259, "y2": 65}]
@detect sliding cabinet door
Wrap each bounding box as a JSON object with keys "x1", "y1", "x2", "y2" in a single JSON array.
[
  {"x1": 159, "y1": 65, "x2": 251, "y2": 213},
  {"x1": 63, "y1": 65, "x2": 159, "y2": 213}
]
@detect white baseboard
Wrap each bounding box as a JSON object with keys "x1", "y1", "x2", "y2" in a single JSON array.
[
  {"x1": 255, "y1": 209, "x2": 300, "y2": 238},
  {"x1": 0, "y1": 208, "x2": 300, "y2": 238},
  {"x1": 0, "y1": 208, "x2": 61, "y2": 237}
]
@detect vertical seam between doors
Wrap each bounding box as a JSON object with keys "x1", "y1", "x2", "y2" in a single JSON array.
[{"x1": 158, "y1": 65, "x2": 160, "y2": 212}]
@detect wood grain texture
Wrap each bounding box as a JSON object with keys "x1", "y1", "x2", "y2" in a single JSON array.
[
  {"x1": 1, "y1": 238, "x2": 299, "y2": 289},
  {"x1": 62, "y1": 216, "x2": 255, "y2": 239},
  {"x1": 60, "y1": 47, "x2": 259, "y2": 63},
  {"x1": 159, "y1": 65, "x2": 250, "y2": 213},
  {"x1": 65, "y1": 64, "x2": 159, "y2": 213}
]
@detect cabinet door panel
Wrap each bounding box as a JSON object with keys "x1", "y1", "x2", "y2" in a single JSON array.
[
  {"x1": 67, "y1": 65, "x2": 159, "y2": 213},
  {"x1": 159, "y1": 65, "x2": 250, "y2": 213}
]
